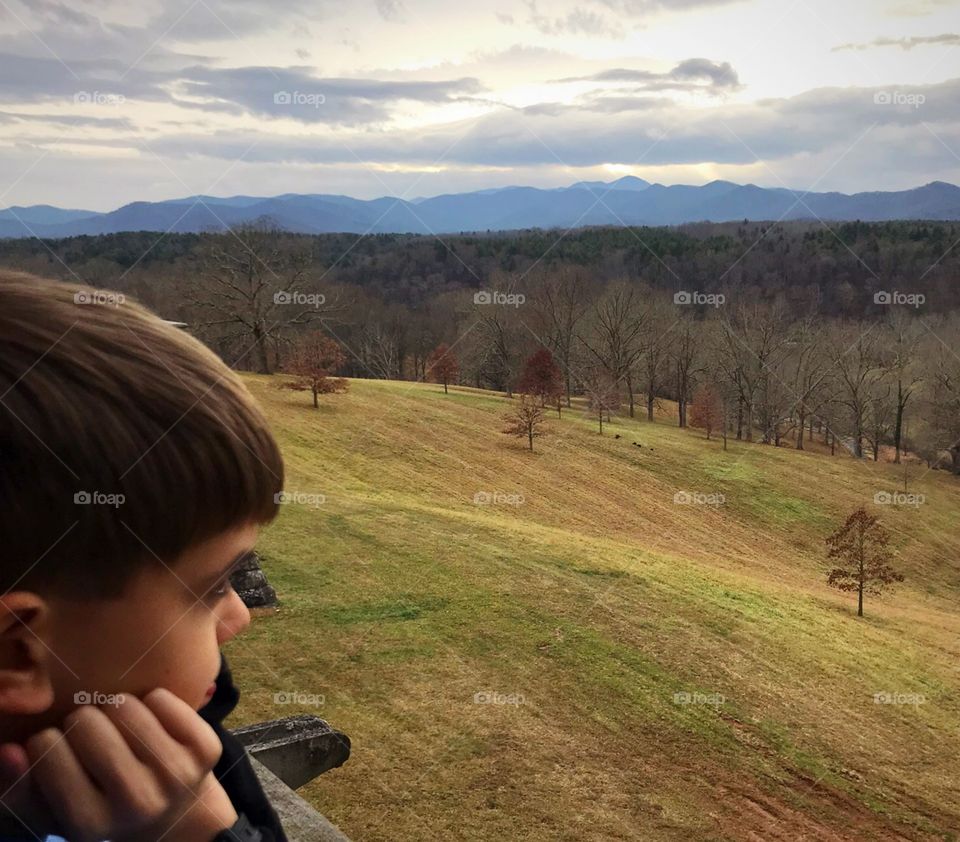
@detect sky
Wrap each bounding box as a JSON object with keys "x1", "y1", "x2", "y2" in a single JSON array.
[{"x1": 0, "y1": 0, "x2": 958, "y2": 210}]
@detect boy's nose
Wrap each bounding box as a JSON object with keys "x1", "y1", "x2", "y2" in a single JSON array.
[{"x1": 217, "y1": 590, "x2": 251, "y2": 644}]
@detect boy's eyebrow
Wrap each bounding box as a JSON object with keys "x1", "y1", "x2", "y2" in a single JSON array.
[{"x1": 201, "y1": 548, "x2": 257, "y2": 589}]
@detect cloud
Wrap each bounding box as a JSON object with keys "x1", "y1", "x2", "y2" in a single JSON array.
[
  {"x1": 175, "y1": 66, "x2": 485, "y2": 124},
  {"x1": 885, "y1": 0, "x2": 960, "y2": 17},
  {"x1": 594, "y1": 0, "x2": 743, "y2": 11},
  {"x1": 556, "y1": 58, "x2": 742, "y2": 94},
  {"x1": 0, "y1": 52, "x2": 485, "y2": 125},
  {"x1": 0, "y1": 110, "x2": 133, "y2": 129},
  {"x1": 0, "y1": 0, "x2": 330, "y2": 68},
  {"x1": 129, "y1": 76, "x2": 960, "y2": 173},
  {"x1": 833, "y1": 33, "x2": 960, "y2": 51},
  {"x1": 374, "y1": 0, "x2": 405, "y2": 21},
  {"x1": 524, "y1": 1, "x2": 623, "y2": 38}
]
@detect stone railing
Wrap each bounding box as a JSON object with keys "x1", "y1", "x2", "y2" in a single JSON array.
[{"x1": 231, "y1": 715, "x2": 351, "y2": 841}]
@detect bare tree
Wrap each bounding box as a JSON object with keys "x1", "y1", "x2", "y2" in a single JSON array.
[
  {"x1": 503, "y1": 394, "x2": 548, "y2": 451},
  {"x1": 671, "y1": 311, "x2": 705, "y2": 428},
  {"x1": 865, "y1": 376, "x2": 894, "y2": 461},
  {"x1": 828, "y1": 323, "x2": 885, "y2": 458},
  {"x1": 718, "y1": 300, "x2": 792, "y2": 441},
  {"x1": 785, "y1": 319, "x2": 832, "y2": 451},
  {"x1": 884, "y1": 311, "x2": 925, "y2": 463},
  {"x1": 582, "y1": 368, "x2": 622, "y2": 434},
  {"x1": 189, "y1": 224, "x2": 337, "y2": 374},
  {"x1": 926, "y1": 318, "x2": 960, "y2": 473},
  {"x1": 578, "y1": 281, "x2": 646, "y2": 417},
  {"x1": 531, "y1": 266, "x2": 590, "y2": 407},
  {"x1": 473, "y1": 274, "x2": 527, "y2": 395},
  {"x1": 640, "y1": 294, "x2": 674, "y2": 422},
  {"x1": 355, "y1": 301, "x2": 407, "y2": 380}
]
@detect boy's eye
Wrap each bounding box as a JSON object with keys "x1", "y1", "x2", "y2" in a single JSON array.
[{"x1": 208, "y1": 578, "x2": 233, "y2": 600}]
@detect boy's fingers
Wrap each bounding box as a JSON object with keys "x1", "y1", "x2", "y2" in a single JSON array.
[
  {"x1": 0, "y1": 742, "x2": 44, "y2": 831},
  {"x1": 0, "y1": 742, "x2": 34, "y2": 821},
  {"x1": 26, "y1": 727, "x2": 109, "y2": 841},
  {"x1": 0, "y1": 742, "x2": 29, "y2": 785},
  {"x1": 141, "y1": 688, "x2": 222, "y2": 772},
  {"x1": 61, "y1": 705, "x2": 165, "y2": 819},
  {"x1": 99, "y1": 693, "x2": 201, "y2": 788}
]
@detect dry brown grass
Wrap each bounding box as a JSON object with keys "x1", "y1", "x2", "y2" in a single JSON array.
[{"x1": 225, "y1": 377, "x2": 960, "y2": 841}]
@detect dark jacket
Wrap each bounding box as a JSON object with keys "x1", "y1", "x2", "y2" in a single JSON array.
[{"x1": 198, "y1": 655, "x2": 288, "y2": 842}]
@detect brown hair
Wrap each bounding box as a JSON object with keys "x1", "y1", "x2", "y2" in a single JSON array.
[{"x1": 0, "y1": 270, "x2": 284, "y2": 598}]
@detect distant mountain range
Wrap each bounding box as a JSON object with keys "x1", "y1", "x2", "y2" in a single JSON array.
[{"x1": 2, "y1": 177, "x2": 959, "y2": 239}]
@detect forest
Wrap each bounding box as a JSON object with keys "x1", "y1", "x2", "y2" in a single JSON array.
[{"x1": 2, "y1": 218, "x2": 958, "y2": 471}]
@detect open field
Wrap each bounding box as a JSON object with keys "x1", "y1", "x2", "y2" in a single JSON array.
[{"x1": 224, "y1": 376, "x2": 960, "y2": 841}]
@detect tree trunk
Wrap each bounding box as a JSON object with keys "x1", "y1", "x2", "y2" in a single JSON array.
[
  {"x1": 444, "y1": 380, "x2": 448, "y2": 394},
  {"x1": 893, "y1": 381, "x2": 904, "y2": 464},
  {"x1": 796, "y1": 409, "x2": 806, "y2": 450},
  {"x1": 253, "y1": 323, "x2": 271, "y2": 374},
  {"x1": 646, "y1": 390, "x2": 655, "y2": 422},
  {"x1": 626, "y1": 372, "x2": 635, "y2": 418},
  {"x1": 312, "y1": 386, "x2": 319, "y2": 409},
  {"x1": 857, "y1": 583, "x2": 864, "y2": 617},
  {"x1": 528, "y1": 428, "x2": 534, "y2": 451}
]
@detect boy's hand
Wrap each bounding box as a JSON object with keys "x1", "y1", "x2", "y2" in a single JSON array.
[{"x1": 0, "y1": 687, "x2": 237, "y2": 842}]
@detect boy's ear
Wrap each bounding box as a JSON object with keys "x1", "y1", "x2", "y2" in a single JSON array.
[{"x1": 0, "y1": 593, "x2": 54, "y2": 715}]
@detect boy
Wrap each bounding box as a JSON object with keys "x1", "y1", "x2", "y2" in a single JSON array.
[{"x1": 0, "y1": 271, "x2": 288, "y2": 840}]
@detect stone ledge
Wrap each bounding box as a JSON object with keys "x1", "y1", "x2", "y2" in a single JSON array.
[
  {"x1": 232, "y1": 715, "x2": 351, "y2": 790},
  {"x1": 249, "y1": 755, "x2": 351, "y2": 842}
]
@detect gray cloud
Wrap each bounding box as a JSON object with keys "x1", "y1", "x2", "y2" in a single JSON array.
[
  {"x1": 833, "y1": 33, "x2": 960, "y2": 51},
  {"x1": 0, "y1": 0, "x2": 328, "y2": 69},
  {"x1": 0, "y1": 52, "x2": 485, "y2": 125},
  {"x1": 375, "y1": 0, "x2": 406, "y2": 20},
  {"x1": 556, "y1": 58, "x2": 741, "y2": 93},
  {"x1": 595, "y1": 0, "x2": 743, "y2": 11},
  {"x1": 0, "y1": 110, "x2": 133, "y2": 129},
  {"x1": 524, "y1": 1, "x2": 623, "y2": 37},
  {"x1": 129, "y1": 77, "x2": 960, "y2": 172},
  {"x1": 175, "y1": 66, "x2": 485, "y2": 124}
]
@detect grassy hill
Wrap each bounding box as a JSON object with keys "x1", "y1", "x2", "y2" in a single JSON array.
[{"x1": 224, "y1": 376, "x2": 960, "y2": 841}]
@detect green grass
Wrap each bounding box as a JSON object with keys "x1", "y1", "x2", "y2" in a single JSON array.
[{"x1": 225, "y1": 377, "x2": 960, "y2": 841}]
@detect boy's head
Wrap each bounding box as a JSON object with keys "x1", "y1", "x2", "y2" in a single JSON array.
[{"x1": 0, "y1": 271, "x2": 284, "y2": 739}]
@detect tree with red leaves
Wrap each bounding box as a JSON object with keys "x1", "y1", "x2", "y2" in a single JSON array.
[
  {"x1": 690, "y1": 383, "x2": 725, "y2": 442},
  {"x1": 427, "y1": 343, "x2": 459, "y2": 393},
  {"x1": 517, "y1": 348, "x2": 564, "y2": 417},
  {"x1": 826, "y1": 507, "x2": 903, "y2": 617},
  {"x1": 282, "y1": 331, "x2": 348, "y2": 408}
]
